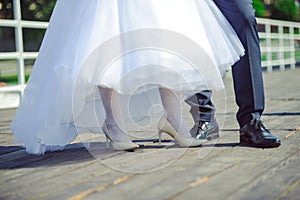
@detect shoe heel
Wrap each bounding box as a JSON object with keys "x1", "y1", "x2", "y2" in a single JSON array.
[
  {"x1": 158, "y1": 130, "x2": 163, "y2": 147},
  {"x1": 105, "y1": 135, "x2": 110, "y2": 149},
  {"x1": 157, "y1": 116, "x2": 206, "y2": 147},
  {"x1": 102, "y1": 123, "x2": 111, "y2": 149},
  {"x1": 102, "y1": 122, "x2": 139, "y2": 151}
]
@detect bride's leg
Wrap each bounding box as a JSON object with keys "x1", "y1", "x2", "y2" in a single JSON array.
[
  {"x1": 98, "y1": 86, "x2": 131, "y2": 142},
  {"x1": 159, "y1": 87, "x2": 191, "y2": 138}
]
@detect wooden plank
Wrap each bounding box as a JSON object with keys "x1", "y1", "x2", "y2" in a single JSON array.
[
  {"x1": 164, "y1": 130, "x2": 299, "y2": 200},
  {"x1": 65, "y1": 135, "x2": 242, "y2": 200},
  {"x1": 67, "y1": 124, "x2": 293, "y2": 199},
  {"x1": 0, "y1": 69, "x2": 299, "y2": 200},
  {"x1": 233, "y1": 152, "x2": 300, "y2": 200},
  {"x1": 1, "y1": 133, "x2": 238, "y2": 200},
  {"x1": 82, "y1": 146, "x2": 246, "y2": 200}
]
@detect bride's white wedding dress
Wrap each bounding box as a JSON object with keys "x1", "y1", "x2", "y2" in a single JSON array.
[{"x1": 10, "y1": 0, "x2": 244, "y2": 154}]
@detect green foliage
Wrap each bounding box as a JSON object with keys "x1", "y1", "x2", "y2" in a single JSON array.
[
  {"x1": 21, "y1": 0, "x2": 57, "y2": 21},
  {"x1": 252, "y1": 0, "x2": 265, "y2": 17},
  {"x1": 21, "y1": 0, "x2": 57, "y2": 51},
  {"x1": 0, "y1": 74, "x2": 30, "y2": 84},
  {"x1": 0, "y1": 0, "x2": 57, "y2": 52},
  {"x1": 271, "y1": 0, "x2": 298, "y2": 21}
]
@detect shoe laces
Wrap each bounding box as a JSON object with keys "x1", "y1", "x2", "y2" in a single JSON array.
[
  {"x1": 197, "y1": 121, "x2": 209, "y2": 132},
  {"x1": 250, "y1": 118, "x2": 266, "y2": 130}
]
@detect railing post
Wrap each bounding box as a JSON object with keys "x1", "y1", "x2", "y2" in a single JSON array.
[
  {"x1": 265, "y1": 22, "x2": 272, "y2": 72},
  {"x1": 278, "y1": 25, "x2": 284, "y2": 70},
  {"x1": 13, "y1": 0, "x2": 25, "y2": 86},
  {"x1": 290, "y1": 25, "x2": 296, "y2": 70}
]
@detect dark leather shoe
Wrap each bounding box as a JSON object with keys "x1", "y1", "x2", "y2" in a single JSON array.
[
  {"x1": 240, "y1": 118, "x2": 281, "y2": 148},
  {"x1": 191, "y1": 119, "x2": 219, "y2": 140}
]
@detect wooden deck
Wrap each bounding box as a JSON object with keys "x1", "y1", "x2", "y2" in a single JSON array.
[{"x1": 0, "y1": 69, "x2": 300, "y2": 200}]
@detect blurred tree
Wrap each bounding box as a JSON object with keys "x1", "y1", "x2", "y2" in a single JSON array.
[
  {"x1": 21, "y1": 0, "x2": 57, "y2": 51},
  {"x1": 253, "y1": 0, "x2": 266, "y2": 17},
  {"x1": 21, "y1": 0, "x2": 56, "y2": 21},
  {"x1": 0, "y1": 0, "x2": 56, "y2": 52},
  {"x1": 0, "y1": 0, "x2": 13, "y2": 19},
  {"x1": 0, "y1": 0, "x2": 15, "y2": 51},
  {"x1": 271, "y1": 0, "x2": 298, "y2": 21}
]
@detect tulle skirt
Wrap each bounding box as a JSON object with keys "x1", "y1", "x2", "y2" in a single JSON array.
[{"x1": 10, "y1": 0, "x2": 244, "y2": 154}]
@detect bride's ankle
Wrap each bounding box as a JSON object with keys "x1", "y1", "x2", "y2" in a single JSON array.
[
  {"x1": 164, "y1": 116, "x2": 192, "y2": 138},
  {"x1": 103, "y1": 121, "x2": 131, "y2": 142}
]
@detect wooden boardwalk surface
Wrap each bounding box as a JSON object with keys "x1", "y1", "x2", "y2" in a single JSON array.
[{"x1": 0, "y1": 69, "x2": 299, "y2": 200}]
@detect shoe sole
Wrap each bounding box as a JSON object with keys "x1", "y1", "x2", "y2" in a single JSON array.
[
  {"x1": 240, "y1": 137, "x2": 281, "y2": 148},
  {"x1": 110, "y1": 143, "x2": 140, "y2": 151},
  {"x1": 206, "y1": 132, "x2": 220, "y2": 141}
]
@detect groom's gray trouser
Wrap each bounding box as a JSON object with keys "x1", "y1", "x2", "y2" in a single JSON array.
[{"x1": 185, "y1": 0, "x2": 264, "y2": 127}]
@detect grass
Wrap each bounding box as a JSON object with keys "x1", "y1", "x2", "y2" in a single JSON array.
[
  {"x1": 261, "y1": 51, "x2": 300, "y2": 61},
  {"x1": 0, "y1": 74, "x2": 30, "y2": 85}
]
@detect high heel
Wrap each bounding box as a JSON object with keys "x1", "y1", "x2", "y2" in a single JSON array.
[
  {"x1": 158, "y1": 117, "x2": 206, "y2": 147},
  {"x1": 102, "y1": 122, "x2": 139, "y2": 151}
]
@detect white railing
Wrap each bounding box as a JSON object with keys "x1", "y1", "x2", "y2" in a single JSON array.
[
  {"x1": 257, "y1": 18, "x2": 300, "y2": 71},
  {"x1": 0, "y1": 0, "x2": 48, "y2": 109},
  {"x1": 0, "y1": 2, "x2": 300, "y2": 109}
]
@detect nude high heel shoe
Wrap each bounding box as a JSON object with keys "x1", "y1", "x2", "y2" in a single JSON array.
[
  {"x1": 102, "y1": 122, "x2": 139, "y2": 151},
  {"x1": 158, "y1": 117, "x2": 206, "y2": 147}
]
